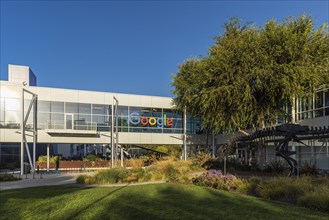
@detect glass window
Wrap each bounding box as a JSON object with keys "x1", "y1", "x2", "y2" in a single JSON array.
[
  {"x1": 50, "y1": 113, "x2": 64, "y2": 123},
  {"x1": 51, "y1": 102, "x2": 64, "y2": 113},
  {"x1": 5, "y1": 111, "x2": 20, "y2": 123},
  {"x1": 151, "y1": 108, "x2": 162, "y2": 117},
  {"x1": 38, "y1": 101, "x2": 50, "y2": 112},
  {"x1": 92, "y1": 104, "x2": 110, "y2": 115},
  {"x1": 117, "y1": 106, "x2": 128, "y2": 117},
  {"x1": 75, "y1": 114, "x2": 92, "y2": 130},
  {"x1": 140, "y1": 108, "x2": 152, "y2": 117},
  {"x1": 65, "y1": 102, "x2": 78, "y2": 113},
  {"x1": 315, "y1": 91, "x2": 324, "y2": 109},
  {"x1": 0, "y1": 98, "x2": 4, "y2": 125},
  {"x1": 325, "y1": 90, "x2": 329, "y2": 107},
  {"x1": 37, "y1": 112, "x2": 50, "y2": 129},
  {"x1": 5, "y1": 98, "x2": 20, "y2": 111},
  {"x1": 118, "y1": 116, "x2": 128, "y2": 127},
  {"x1": 92, "y1": 115, "x2": 109, "y2": 125},
  {"x1": 79, "y1": 103, "x2": 91, "y2": 114},
  {"x1": 315, "y1": 109, "x2": 324, "y2": 118},
  {"x1": 163, "y1": 109, "x2": 182, "y2": 119}
]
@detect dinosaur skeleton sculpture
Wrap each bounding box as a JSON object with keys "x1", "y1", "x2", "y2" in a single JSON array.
[{"x1": 233, "y1": 124, "x2": 329, "y2": 176}]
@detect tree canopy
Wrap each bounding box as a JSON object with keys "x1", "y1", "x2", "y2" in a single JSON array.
[{"x1": 172, "y1": 16, "x2": 329, "y2": 135}]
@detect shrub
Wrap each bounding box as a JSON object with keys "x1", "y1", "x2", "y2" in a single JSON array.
[
  {"x1": 202, "y1": 159, "x2": 222, "y2": 170},
  {"x1": 192, "y1": 170, "x2": 243, "y2": 192},
  {"x1": 300, "y1": 161, "x2": 317, "y2": 176},
  {"x1": 192, "y1": 151, "x2": 212, "y2": 168},
  {"x1": 134, "y1": 168, "x2": 152, "y2": 182},
  {"x1": 264, "y1": 160, "x2": 287, "y2": 174},
  {"x1": 257, "y1": 177, "x2": 313, "y2": 203},
  {"x1": 239, "y1": 177, "x2": 262, "y2": 195},
  {"x1": 78, "y1": 169, "x2": 131, "y2": 184},
  {"x1": 125, "y1": 158, "x2": 144, "y2": 168},
  {"x1": 0, "y1": 174, "x2": 21, "y2": 182},
  {"x1": 162, "y1": 164, "x2": 180, "y2": 182},
  {"x1": 76, "y1": 175, "x2": 88, "y2": 184},
  {"x1": 86, "y1": 154, "x2": 97, "y2": 162},
  {"x1": 298, "y1": 185, "x2": 329, "y2": 212},
  {"x1": 38, "y1": 155, "x2": 60, "y2": 164}
]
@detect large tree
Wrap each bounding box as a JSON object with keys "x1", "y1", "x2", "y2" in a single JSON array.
[{"x1": 172, "y1": 16, "x2": 329, "y2": 135}]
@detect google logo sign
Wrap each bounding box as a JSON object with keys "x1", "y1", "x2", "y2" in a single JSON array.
[{"x1": 129, "y1": 112, "x2": 173, "y2": 128}]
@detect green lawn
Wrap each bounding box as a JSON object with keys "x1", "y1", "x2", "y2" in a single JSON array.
[{"x1": 0, "y1": 183, "x2": 328, "y2": 220}]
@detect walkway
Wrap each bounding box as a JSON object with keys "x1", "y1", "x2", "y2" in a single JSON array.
[{"x1": 0, "y1": 172, "x2": 83, "y2": 191}]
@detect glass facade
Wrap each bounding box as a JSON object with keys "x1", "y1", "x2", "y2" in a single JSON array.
[
  {"x1": 0, "y1": 97, "x2": 20, "y2": 129},
  {"x1": 0, "y1": 143, "x2": 20, "y2": 163},
  {"x1": 296, "y1": 88, "x2": 329, "y2": 121},
  {"x1": 0, "y1": 97, "x2": 201, "y2": 134}
]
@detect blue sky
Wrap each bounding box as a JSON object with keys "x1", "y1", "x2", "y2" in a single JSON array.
[{"x1": 1, "y1": 0, "x2": 328, "y2": 97}]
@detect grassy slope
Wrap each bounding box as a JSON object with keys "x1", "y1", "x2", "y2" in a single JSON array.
[{"x1": 0, "y1": 183, "x2": 328, "y2": 220}]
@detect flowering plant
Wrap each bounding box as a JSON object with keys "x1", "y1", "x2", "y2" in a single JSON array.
[{"x1": 192, "y1": 169, "x2": 243, "y2": 192}]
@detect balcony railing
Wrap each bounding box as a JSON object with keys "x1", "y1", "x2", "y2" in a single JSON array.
[{"x1": 45, "y1": 121, "x2": 98, "y2": 134}]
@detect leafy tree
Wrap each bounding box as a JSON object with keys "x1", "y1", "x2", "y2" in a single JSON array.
[{"x1": 172, "y1": 16, "x2": 329, "y2": 135}]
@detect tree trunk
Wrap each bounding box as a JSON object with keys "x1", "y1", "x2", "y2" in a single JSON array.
[
  {"x1": 258, "y1": 110, "x2": 266, "y2": 168},
  {"x1": 205, "y1": 129, "x2": 209, "y2": 150}
]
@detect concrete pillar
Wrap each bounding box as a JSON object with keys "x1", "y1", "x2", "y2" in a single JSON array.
[
  {"x1": 84, "y1": 144, "x2": 87, "y2": 157},
  {"x1": 121, "y1": 145, "x2": 124, "y2": 167},
  {"x1": 47, "y1": 144, "x2": 50, "y2": 173}
]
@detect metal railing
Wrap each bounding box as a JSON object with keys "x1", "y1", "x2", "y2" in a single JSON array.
[{"x1": 45, "y1": 121, "x2": 97, "y2": 131}]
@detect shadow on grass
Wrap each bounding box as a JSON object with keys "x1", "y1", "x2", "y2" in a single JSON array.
[
  {"x1": 86, "y1": 184, "x2": 328, "y2": 220},
  {"x1": 61, "y1": 185, "x2": 128, "y2": 220},
  {"x1": 1, "y1": 183, "x2": 327, "y2": 220}
]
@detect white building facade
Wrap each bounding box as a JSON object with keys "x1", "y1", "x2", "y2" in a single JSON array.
[{"x1": 0, "y1": 65, "x2": 205, "y2": 163}]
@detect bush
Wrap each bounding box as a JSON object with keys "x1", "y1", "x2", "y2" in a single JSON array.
[
  {"x1": 257, "y1": 177, "x2": 313, "y2": 203},
  {"x1": 300, "y1": 161, "x2": 317, "y2": 176},
  {"x1": 192, "y1": 151, "x2": 212, "y2": 168},
  {"x1": 263, "y1": 160, "x2": 287, "y2": 174},
  {"x1": 162, "y1": 164, "x2": 180, "y2": 182},
  {"x1": 192, "y1": 170, "x2": 243, "y2": 192},
  {"x1": 96, "y1": 169, "x2": 130, "y2": 184},
  {"x1": 125, "y1": 158, "x2": 144, "y2": 168},
  {"x1": 202, "y1": 159, "x2": 222, "y2": 170},
  {"x1": 0, "y1": 174, "x2": 21, "y2": 182},
  {"x1": 86, "y1": 154, "x2": 97, "y2": 162},
  {"x1": 76, "y1": 175, "x2": 88, "y2": 184},
  {"x1": 38, "y1": 155, "x2": 60, "y2": 164},
  {"x1": 77, "y1": 169, "x2": 131, "y2": 184},
  {"x1": 126, "y1": 168, "x2": 153, "y2": 182},
  {"x1": 239, "y1": 177, "x2": 262, "y2": 195},
  {"x1": 298, "y1": 185, "x2": 329, "y2": 212}
]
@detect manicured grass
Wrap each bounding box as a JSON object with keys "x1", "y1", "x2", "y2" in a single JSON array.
[{"x1": 0, "y1": 183, "x2": 328, "y2": 220}]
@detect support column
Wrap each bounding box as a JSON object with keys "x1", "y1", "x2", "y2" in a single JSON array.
[
  {"x1": 84, "y1": 144, "x2": 87, "y2": 157},
  {"x1": 20, "y1": 89, "x2": 24, "y2": 175},
  {"x1": 111, "y1": 100, "x2": 114, "y2": 168},
  {"x1": 183, "y1": 108, "x2": 187, "y2": 161},
  {"x1": 291, "y1": 141, "x2": 299, "y2": 176},
  {"x1": 121, "y1": 146, "x2": 124, "y2": 167},
  {"x1": 47, "y1": 144, "x2": 50, "y2": 173},
  {"x1": 291, "y1": 97, "x2": 296, "y2": 123},
  {"x1": 33, "y1": 96, "x2": 37, "y2": 179}
]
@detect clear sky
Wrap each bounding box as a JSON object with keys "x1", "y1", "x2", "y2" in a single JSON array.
[{"x1": 1, "y1": 0, "x2": 328, "y2": 97}]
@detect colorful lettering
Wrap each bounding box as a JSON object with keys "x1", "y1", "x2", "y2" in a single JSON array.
[{"x1": 129, "y1": 112, "x2": 173, "y2": 127}]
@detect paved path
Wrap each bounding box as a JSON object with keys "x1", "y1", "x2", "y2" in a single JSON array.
[
  {"x1": 0, "y1": 173, "x2": 83, "y2": 191},
  {"x1": 0, "y1": 172, "x2": 167, "y2": 191}
]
